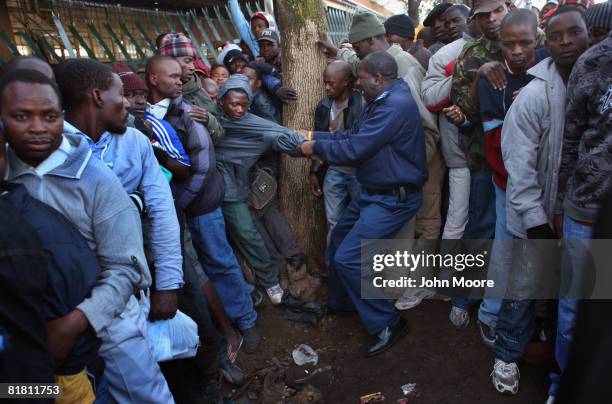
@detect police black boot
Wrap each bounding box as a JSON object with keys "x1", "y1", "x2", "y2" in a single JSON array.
[{"x1": 366, "y1": 317, "x2": 409, "y2": 357}]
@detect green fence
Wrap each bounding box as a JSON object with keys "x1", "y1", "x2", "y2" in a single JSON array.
[{"x1": 0, "y1": 0, "x2": 376, "y2": 67}]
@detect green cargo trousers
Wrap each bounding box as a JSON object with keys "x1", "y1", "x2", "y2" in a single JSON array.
[{"x1": 222, "y1": 201, "x2": 279, "y2": 288}]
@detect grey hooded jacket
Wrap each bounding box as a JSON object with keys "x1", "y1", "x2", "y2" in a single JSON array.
[
  {"x1": 502, "y1": 58, "x2": 567, "y2": 238},
  {"x1": 216, "y1": 74, "x2": 304, "y2": 202},
  {"x1": 7, "y1": 134, "x2": 150, "y2": 333}
]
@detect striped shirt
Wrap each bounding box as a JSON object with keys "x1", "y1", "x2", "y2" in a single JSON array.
[{"x1": 145, "y1": 112, "x2": 190, "y2": 167}]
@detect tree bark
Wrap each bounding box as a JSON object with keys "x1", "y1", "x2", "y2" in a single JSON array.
[
  {"x1": 273, "y1": 0, "x2": 327, "y2": 266},
  {"x1": 407, "y1": 0, "x2": 420, "y2": 24}
]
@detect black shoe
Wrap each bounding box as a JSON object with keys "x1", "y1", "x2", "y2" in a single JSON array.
[
  {"x1": 242, "y1": 326, "x2": 261, "y2": 353},
  {"x1": 251, "y1": 289, "x2": 263, "y2": 307},
  {"x1": 287, "y1": 253, "x2": 305, "y2": 270},
  {"x1": 366, "y1": 317, "x2": 408, "y2": 357}
]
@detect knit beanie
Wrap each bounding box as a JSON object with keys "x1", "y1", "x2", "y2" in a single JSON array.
[
  {"x1": 218, "y1": 74, "x2": 253, "y2": 104},
  {"x1": 384, "y1": 14, "x2": 416, "y2": 39},
  {"x1": 544, "y1": 6, "x2": 558, "y2": 20},
  {"x1": 158, "y1": 33, "x2": 197, "y2": 58},
  {"x1": 216, "y1": 43, "x2": 242, "y2": 66},
  {"x1": 423, "y1": 3, "x2": 453, "y2": 26},
  {"x1": 251, "y1": 12, "x2": 270, "y2": 27},
  {"x1": 586, "y1": 0, "x2": 612, "y2": 29},
  {"x1": 250, "y1": 11, "x2": 278, "y2": 32},
  {"x1": 111, "y1": 63, "x2": 147, "y2": 93},
  {"x1": 223, "y1": 50, "x2": 247, "y2": 68},
  {"x1": 348, "y1": 12, "x2": 386, "y2": 44}
]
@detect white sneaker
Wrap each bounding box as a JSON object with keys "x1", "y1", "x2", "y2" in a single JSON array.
[
  {"x1": 449, "y1": 306, "x2": 470, "y2": 329},
  {"x1": 491, "y1": 359, "x2": 520, "y2": 395},
  {"x1": 395, "y1": 289, "x2": 435, "y2": 310},
  {"x1": 395, "y1": 295, "x2": 423, "y2": 310},
  {"x1": 266, "y1": 284, "x2": 284, "y2": 305}
]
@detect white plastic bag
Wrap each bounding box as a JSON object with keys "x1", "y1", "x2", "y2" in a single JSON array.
[{"x1": 140, "y1": 291, "x2": 200, "y2": 362}]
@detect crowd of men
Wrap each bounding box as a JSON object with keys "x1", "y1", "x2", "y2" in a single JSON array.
[{"x1": 0, "y1": 0, "x2": 611, "y2": 402}]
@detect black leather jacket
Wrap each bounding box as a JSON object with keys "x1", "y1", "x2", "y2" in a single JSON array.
[{"x1": 310, "y1": 89, "x2": 364, "y2": 175}]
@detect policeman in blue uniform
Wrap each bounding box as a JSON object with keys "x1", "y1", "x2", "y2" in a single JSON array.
[{"x1": 299, "y1": 51, "x2": 427, "y2": 356}]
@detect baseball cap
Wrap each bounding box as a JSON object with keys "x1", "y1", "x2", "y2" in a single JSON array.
[
  {"x1": 257, "y1": 29, "x2": 280, "y2": 45},
  {"x1": 472, "y1": 0, "x2": 506, "y2": 16}
]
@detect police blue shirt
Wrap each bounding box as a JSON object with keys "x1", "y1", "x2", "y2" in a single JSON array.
[{"x1": 313, "y1": 79, "x2": 427, "y2": 191}]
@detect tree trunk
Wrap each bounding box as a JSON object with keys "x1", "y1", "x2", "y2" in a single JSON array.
[
  {"x1": 273, "y1": 0, "x2": 327, "y2": 266},
  {"x1": 408, "y1": 0, "x2": 420, "y2": 24}
]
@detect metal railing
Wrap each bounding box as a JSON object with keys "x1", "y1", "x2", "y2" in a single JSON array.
[{"x1": 0, "y1": 0, "x2": 381, "y2": 67}]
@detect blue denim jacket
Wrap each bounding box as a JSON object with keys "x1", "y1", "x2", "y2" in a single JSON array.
[
  {"x1": 64, "y1": 122, "x2": 183, "y2": 291},
  {"x1": 7, "y1": 134, "x2": 151, "y2": 333}
]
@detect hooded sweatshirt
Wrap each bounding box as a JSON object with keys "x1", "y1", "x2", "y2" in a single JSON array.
[
  {"x1": 182, "y1": 75, "x2": 224, "y2": 144},
  {"x1": 502, "y1": 57, "x2": 567, "y2": 238},
  {"x1": 215, "y1": 74, "x2": 304, "y2": 202},
  {"x1": 7, "y1": 134, "x2": 150, "y2": 333}
]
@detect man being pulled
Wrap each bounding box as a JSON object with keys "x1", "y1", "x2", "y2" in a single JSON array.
[{"x1": 215, "y1": 74, "x2": 306, "y2": 305}]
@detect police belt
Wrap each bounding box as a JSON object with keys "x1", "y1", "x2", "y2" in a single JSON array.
[{"x1": 363, "y1": 184, "x2": 420, "y2": 201}]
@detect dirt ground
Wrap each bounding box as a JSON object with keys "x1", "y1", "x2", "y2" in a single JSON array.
[{"x1": 227, "y1": 299, "x2": 552, "y2": 404}]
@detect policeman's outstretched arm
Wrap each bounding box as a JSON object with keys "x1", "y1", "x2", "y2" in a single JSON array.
[{"x1": 312, "y1": 107, "x2": 400, "y2": 166}]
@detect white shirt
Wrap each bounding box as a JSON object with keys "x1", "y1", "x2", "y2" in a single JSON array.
[{"x1": 147, "y1": 98, "x2": 171, "y2": 120}]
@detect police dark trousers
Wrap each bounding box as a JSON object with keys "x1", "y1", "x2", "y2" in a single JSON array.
[
  {"x1": 328, "y1": 189, "x2": 422, "y2": 333},
  {"x1": 313, "y1": 79, "x2": 428, "y2": 334}
]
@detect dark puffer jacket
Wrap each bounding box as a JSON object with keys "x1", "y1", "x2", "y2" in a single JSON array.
[
  {"x1": 2, "y1": 183, "x2": 101, "y2": 376},
  {"x1": 165, "y1": 96, "x2": 225, "y2": 217}
]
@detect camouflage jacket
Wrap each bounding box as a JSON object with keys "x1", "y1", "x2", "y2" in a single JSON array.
[
  {"x1": 557, "y1": 35, "x2": 612, "y2": 223},
  {"x1": 451, "y1": 37, "x2": 503, "y2": 171}
]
